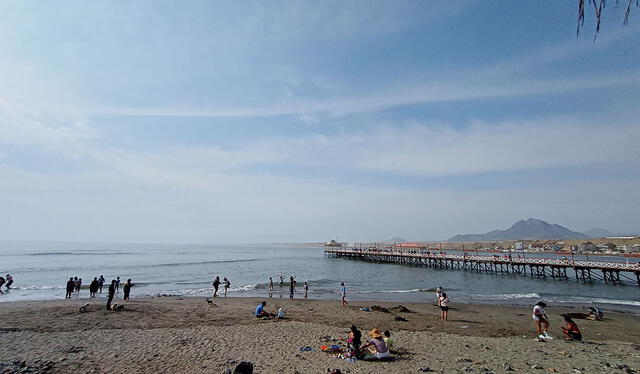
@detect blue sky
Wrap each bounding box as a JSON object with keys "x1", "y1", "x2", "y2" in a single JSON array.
[{"x1": 1, "y1": 1, "x2": 639, "y2": 243}]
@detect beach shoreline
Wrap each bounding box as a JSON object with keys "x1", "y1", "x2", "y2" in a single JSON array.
[{"x1": 1, "y1": 296, "x2": 639, "y2": 373}]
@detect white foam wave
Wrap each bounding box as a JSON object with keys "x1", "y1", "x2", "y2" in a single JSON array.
[
  {"x1": 352, "y1": 288, "x2": 426, "y2": 294},
  {"x1": 474, "y1": 292, "x2": 541, "y2": 300},
  {"x1": 16, "y1": 285, "x2": 66, "y2": 290}
]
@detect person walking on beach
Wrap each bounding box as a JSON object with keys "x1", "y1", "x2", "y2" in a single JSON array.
[
  {"x1": 123, "y1": 279, "x2": 134, "y2": 301},
  {"x1": 115, "y1": 276, "x2": 121, "y2": 293},
  {"x1": 5, "y1": 274, "x2": 13, "y2": 289},
  {"x1": 340, "y1": 282, "x2": 348, "y2": 307},
  {"x1": 223, "y1": 277, "x2": 230, "y2": 297},
  {"x1": 65, "y1": 277, "x2": 75, "y2": 299},
  {"x1": 98, "y1": 275, "x2": 105, "y2": 293},
  {"x1": 268, "y1": 277, "x2": 273, "y2": 291},
  {"x1": 439, "y1": 292, "x2": 449, "y2": 321},
  {"x1": 212, "y1": 276, "x2": 221, "y2": 297},
  {"x1": 289, "y1": 276, "x2": 296, "y2": 299},
  {"x1": 304, "y1": 281, "x2": 309, "y2": 299},
  {"x1": 532, "y1": 301, "x2": 551, "y2": 339},
  {"x1": 107, "y1": 280, "x2": 116, "y2": 310},
  {"x1": 89, "y1": 277, "x2": 99, "y2": 298},
  {"x1": 279, "y1": 276, "x2": 284, "y2": 286}
]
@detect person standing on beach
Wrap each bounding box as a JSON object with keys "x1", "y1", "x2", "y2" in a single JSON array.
[
  {"x1": 268, "y1": 277, "x2": 273, "y2": 291},
  {"x1": 76, "y1": 278, "x2": 82, "y2": 294},
  {"x1": 89, "y1": 277, "x2": 99, "y2": 298},
  {"x1": 123, "y1": 279, "x2": 134, "y2": 301},
  {"x1": 65, "y1": 277, "x2": 75, "y2": 299},
  {"x1": 73, "y1": 277, "x2": 79, "y2": 293},
  {"x1": 107, "y1": 280, "x2": 116, "y2": 310},
  {"x1": 212, "y1": 276, "x2": 221, "y2": 297},
  {"x1": 115, "y1": 276, "x2": 121, "y2": 292},
  {"x1": 289, "y1": 276, "x2": 296, "y2": 299},
  {"x1": 5, "y1": 274, "x2": 13, "y2": 289},
  {"x1": 0, "y1": 277, "x2": 5, "y2": 294},
  {"x1": 435, "y1": 286, "x2": 443, "y2": 306},
  {"x1": 532, "y1": 301, "x2": 551, "y2": 339},
  {"x1": 439, "y1": 292, "x2": 449, "y2": 321},
  {"x1": 223, "y1": 277, "x2": 230, "y2": 297},
  {"x1": 279, "y1": 276, "x2": 284, "y2": 286},
  {"x1": 304, "y1": 281, "x2": 309, "y2": 299},
  {"x1": 340, "y1": 282, "x2": 348, "y2": 306},
  {"x1": 98, "y1": 275, "x2": 105, "y2": 293}
]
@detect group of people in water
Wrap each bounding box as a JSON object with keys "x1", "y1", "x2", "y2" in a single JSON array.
[{"x1": 64, "y1": 275, "x2": 134, "y2": 310}]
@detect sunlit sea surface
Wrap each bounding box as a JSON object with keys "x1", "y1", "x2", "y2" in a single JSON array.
[{"x1": 1, "y1": 241, "x2": 639, "y2": 313}]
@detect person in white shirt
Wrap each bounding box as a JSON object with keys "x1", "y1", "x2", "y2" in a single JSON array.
[
  {"x1": 532, "y1": 301, "x2": 551, "y2": 339},
  {"x1": 340, "y1": 282, "x2": 348, "y2": 307},
  {"x1": 439, "y1": 292, "x2": 449, "y2": 321}
]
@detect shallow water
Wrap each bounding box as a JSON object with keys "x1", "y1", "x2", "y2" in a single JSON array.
[{"x1": 1, "y1": 241, "x2": 639, "y2": 313}]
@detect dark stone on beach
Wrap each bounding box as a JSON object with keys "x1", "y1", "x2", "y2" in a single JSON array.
[
  {"x1": 417, "y1": 368, "x2": 432, "y2": 372},
  {"x1": 390, "y1": 305, "x2": 413, "y2": 313},
  {"x1": 394, "y1": 316, "x2": 408, "y2": 321},
  {"x1": 531, "y1": 364, "x2": 543, "y2": 369},
  {"x1": 370, "y1": 305, "x2": 390, "y2": 313}
]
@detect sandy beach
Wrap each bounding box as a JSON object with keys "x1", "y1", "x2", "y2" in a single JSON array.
[{"x1": 0, "y1": 296, "x2": 639, "y2": 373}]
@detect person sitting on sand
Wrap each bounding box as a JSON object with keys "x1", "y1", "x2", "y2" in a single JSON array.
[
  {"x1": 255, "y1": 301, "x2": 272, "y2": 318},
  {"x1": 561, "y1": 316, "x2": 582, "y2": 341},
  {"x1": 277, "y1": 307, "x2": 286, "y2": 319},
  {"x1": 532, "y1": 301, "x2": 551, "y2": 339},
  {"x1": 360, "y1": 328, "x2": 392, "y2": 360},
  {"x1": 383, "y1": 330, "x2": 394, "y2": 352},
  {"x1": 347, "y1": 325, "x2": 362, "y2": 352},
  {"x1": 587, "y1": 306, "x2": 603, "y2": 321}
]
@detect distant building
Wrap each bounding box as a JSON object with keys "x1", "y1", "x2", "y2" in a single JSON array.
[{"x1": 324, "y1": 240, "x2": 342, "y2": 248}]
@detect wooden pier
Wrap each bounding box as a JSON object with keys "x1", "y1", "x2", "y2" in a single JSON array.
[{"x1": 325, "y1": 248, "x2": 640, "y2": 286}]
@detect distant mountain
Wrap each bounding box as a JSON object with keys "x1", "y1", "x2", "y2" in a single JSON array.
[
  {"x1": 381, "y1": 237, "x2": 407, "y2": 243},
  {"x1": 583, "y1": 228, "x2": 636, "y2": 238},
  {"x1": 448, "y1": 218, "x2": 590, "y2": 242}
]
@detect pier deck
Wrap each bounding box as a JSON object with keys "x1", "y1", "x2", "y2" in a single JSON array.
[{"x1": 325, "y1": 248, "x2": 640, "y2": 285}]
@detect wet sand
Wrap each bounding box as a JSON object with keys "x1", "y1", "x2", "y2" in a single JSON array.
[{"x1": 0, "y1": 296, "x2": 639, "y2": 373}]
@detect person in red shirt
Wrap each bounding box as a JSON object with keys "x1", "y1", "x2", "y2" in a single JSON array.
[{"x1": 561, "y1": 316, "x2": 582, "y2": 341}]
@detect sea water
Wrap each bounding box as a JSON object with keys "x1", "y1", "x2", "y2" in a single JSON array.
[{"x1": 1, "y1": 241, "x2": 639, "y2": 313}]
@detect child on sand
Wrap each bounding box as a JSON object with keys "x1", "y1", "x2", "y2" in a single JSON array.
[
  {"x1": 561, "y1": 316, "x2": 582, "y2": 341},
  {"x1": 436, "y1": 286, "x2": 443, "y2": 306},
  {"x1": 383, "y1": 330, "x2": 394, "y2": 352},
  {"x1": 439, "y1": 292, "x2": 449, "y2": 321},
  {"x1": 347, "y1": 325, "x2": 362, "y2": 352},
  {"x1": 533, "y1": 301, "x2": 552, "y2": 340}
]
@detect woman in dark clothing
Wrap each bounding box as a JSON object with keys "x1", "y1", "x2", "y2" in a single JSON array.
[
  {"x1": 89, "y1": 277, "x2": 99, "y2": 298},
  {"x1": 66, "y1": 277, "x2": 75, "y2": 299},
  {"x1": 107, "y1": 280, "x2": 116, "y2": 310},
  {"x1": 212, "y1": 276, "x2": 220, "y2": 297}
]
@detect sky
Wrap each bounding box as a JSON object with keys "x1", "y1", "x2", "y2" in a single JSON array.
[{"x1": 0, "y1": 1, "x2": 639, "y2": 244}]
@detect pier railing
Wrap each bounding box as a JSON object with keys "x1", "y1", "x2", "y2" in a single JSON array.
[{"x1": 324, "y1": 248, "x2": 640, "y2": 285}]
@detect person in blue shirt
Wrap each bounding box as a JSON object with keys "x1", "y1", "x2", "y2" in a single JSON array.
[{"x1": 255, "y1": 301, "x2": 271, "y2": 318}]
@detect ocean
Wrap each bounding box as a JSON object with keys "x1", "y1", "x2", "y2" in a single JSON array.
[{"x1": 1, "y1": 241, "x2": 639, "y2": 312}]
